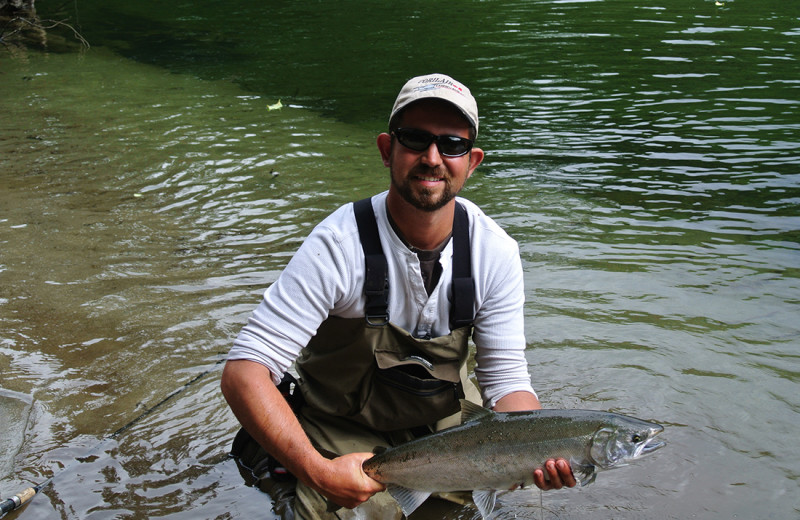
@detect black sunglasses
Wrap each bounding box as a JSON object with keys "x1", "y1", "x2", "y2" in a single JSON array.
[{"x1": 392, "y1": 128, "x2": 474, "y2": 157}]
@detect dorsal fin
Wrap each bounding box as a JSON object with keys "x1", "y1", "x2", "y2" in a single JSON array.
[{"x1": 460, "y1": 399, "x2": 493, "y2": 423}]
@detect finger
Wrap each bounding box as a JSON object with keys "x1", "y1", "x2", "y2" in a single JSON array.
[
  {"x1": 533, "y1": 468, "x2": 548, "y2": 490},
  {"x1": 556, "y1": 459, "x2": 577, "y2": 488},
  {"x1": 353, "y1": 453, "x2": 387, "y2": 491},
  {"x1": 364, "y1": 477, "x2": 386, "y2": 493},
  {"x1": 545, "y1": 459, "x2": 563, "y2": 489}
]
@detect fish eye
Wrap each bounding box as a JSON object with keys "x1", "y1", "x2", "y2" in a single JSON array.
[{"x1": 631, "y1": 434, "x2": 643, "y2": 443}]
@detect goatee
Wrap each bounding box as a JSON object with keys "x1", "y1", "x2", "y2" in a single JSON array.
[{"x1": 391, "y1": 166, "x2": 457, "y2": 212}]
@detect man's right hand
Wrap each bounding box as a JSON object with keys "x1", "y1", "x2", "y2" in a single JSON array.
[
  {"x1": 308, "y1": 452, "x2": 386, "y2": 509},
  {"x1": 221, "y1": 361, "x2": 385, "y2": 509}
]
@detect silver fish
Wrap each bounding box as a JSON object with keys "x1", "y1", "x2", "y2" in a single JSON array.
[{"x1": 362, "y1": 400, "x2": 665, "y2": 519}]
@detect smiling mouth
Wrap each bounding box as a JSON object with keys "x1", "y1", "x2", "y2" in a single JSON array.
[
  {"x1": 410, "y1": 165, "x2": 448, "y2": 184},
  {"x1": 412, "y1": 168, "x2": 447, "y2": 183},
  {"x1": 416, "y1": 175, "x2": 443, "y2": 183}
]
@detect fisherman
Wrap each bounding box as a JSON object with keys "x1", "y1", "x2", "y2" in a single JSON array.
[{"x1": 221, "y1": 73, "x2": 576, "y2": 519}]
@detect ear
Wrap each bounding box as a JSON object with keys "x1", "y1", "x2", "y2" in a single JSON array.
[
  {"x1": 466, "y1": 146, "x2": 485, "y2": 179},
  {"x1": 377, "y1": 133, "x2": 393, "y2": 167}
]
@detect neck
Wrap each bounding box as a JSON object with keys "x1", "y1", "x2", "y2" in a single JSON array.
[{"x1": 385, "y1": 192, "x2": 455, "y2": 250}]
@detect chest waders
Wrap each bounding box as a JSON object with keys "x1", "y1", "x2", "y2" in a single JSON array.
[
  {"x1": 231, "y1": 198, "x2": 482, "y2": 519},
  {"x1": 296, "y1": 197, "x2": 478, "y2": 432}
]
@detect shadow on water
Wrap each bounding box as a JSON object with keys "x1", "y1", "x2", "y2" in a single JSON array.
[{"x1": 31, "y1": 1, "x2": 511, "y2": 127}]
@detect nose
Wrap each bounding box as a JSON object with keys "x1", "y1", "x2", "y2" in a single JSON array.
[{"x1": 420, "y1": 141, "x2": 443, "y2": 167}]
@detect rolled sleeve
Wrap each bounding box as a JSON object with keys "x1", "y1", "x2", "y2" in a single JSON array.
[
  {"x1": 469, "y1": 215, "x2": 536, "y2": 408},
  {"x1": 228, "y1": 207, "x2": 360, "y2": 384}
]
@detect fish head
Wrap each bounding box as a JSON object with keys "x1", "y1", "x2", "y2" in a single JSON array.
[{"x1": 588, "y1": 416, "x2": 665, "y2": 469}]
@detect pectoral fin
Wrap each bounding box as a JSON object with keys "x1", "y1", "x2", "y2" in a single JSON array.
[
  {"x1": 386, "y1": 484, "x2": 431, "y2": 517},
  {"x1": 472, "y1": 489, "x2": 498, "y2": 519},
  {"x1": 570, "y1": 460, "x2": 598, "y2": 486}
]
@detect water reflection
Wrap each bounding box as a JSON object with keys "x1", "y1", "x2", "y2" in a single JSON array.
[{"x1": 1, "y1": 0, "x2": 799, "y2": 518}]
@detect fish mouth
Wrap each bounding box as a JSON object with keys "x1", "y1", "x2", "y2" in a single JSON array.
[
  {"x1": 638, "y1": 427, "x2": 666, "y2": 457},
  {"x1": 641, "y1": 438, "x2": 665, "y2": 455}
]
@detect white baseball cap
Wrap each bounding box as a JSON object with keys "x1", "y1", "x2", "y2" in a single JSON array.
[{"x1": 389, "y1": 73, "x2": 479, "y2": 135}]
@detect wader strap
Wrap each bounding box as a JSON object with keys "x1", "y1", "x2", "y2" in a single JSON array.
[
  {"x1": 353, "y1": 198, "x2": 390, "y2": 325},
  {"x1": 352, "y1": 197, "x2": 475, "y2": 329},
  {"x1": 451, "y1": 202, "x2": 475, "y2": 329}
]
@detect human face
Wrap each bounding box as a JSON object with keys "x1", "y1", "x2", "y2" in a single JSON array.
[{"x1": 378, "y1": 101, "x2": 484, "y2": 213}]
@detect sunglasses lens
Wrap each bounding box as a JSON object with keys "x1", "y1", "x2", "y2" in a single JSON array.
[
  {"x1": 394, "y1": 129, "x2": 472, "y2": 157},
  {"x1": 438, "y1": 135, "x2": 471, "y2": 157},
  {"x1": 395, "y1": 129, "x2": 433, "y2": 152}
]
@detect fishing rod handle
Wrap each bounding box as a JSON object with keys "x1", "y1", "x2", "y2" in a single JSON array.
[{"x1": 0, "y1": 487, "x2": 35, "y2": 514}]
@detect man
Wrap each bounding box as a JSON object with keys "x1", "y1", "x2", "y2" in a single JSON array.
[{"x1": 221, "y1": 73, "x2": 575, "y2": 519}]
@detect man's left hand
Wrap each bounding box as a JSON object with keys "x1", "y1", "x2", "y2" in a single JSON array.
[{"x1": 533, "y1": 458, "x2": 576, "y2": 490}]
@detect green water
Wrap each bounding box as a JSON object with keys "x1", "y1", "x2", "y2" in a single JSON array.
[{"x1": 1, "y1": 0, "x2": 798, "y2": 518}]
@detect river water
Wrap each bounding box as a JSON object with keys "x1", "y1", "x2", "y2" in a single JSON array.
[{"x1": 1, "y1": 0, "x2": 798, "y2": 518}]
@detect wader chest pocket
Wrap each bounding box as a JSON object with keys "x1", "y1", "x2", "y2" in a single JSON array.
[
  {"x1": 376, "y1": 363, "x2": 458, "y2": 396},
  {"x1": 365, "y1": 352, "x2": 464, "y2": 430}
]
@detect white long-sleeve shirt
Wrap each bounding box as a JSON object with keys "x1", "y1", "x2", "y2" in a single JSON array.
[{"x1": 228, "y1": 191, "x2": 535, "y2": 408}]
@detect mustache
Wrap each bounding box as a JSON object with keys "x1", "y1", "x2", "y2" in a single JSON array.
[{"x1": 409, "y1": 165, "x2": 449, "y2": 179}]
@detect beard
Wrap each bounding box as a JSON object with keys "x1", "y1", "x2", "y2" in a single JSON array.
[{"x1": 390, "y1": 165, "x2": 460, "y2": 212}]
